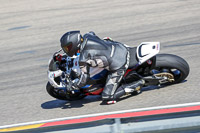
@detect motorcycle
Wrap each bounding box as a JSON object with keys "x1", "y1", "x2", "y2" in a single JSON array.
[{"x1": 46, "y1": 42, "x2": 190, "y2": 101}]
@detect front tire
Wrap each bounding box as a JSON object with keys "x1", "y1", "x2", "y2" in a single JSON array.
[
  {"x1": 153, "y1": 54, "x2": 190, "y2": 83},
  {"x1": 46, "y1": 82, "x2": 86, "y2": 101}
]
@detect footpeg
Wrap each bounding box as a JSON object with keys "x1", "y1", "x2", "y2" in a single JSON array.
[
  {"x1": 124, "y1": 88, "x2": 135, "y2": 93},
  {"x1": 123, "y1": 80, "x2": 144, "y2": 94}
]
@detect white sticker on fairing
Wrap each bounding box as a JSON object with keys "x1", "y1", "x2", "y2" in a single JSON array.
[
  {"x1": 47, "y1": 70, "x2": 64, "y2": 88},
  {"x1": 72, "y1": 56, "x2": 81, "y2": 74}
]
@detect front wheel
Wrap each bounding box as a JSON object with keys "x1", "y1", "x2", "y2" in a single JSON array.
[
  {"x1": 152, "y1": 54, "x2": 190, "y2": 84},
  {"x1": 46, "y1": 82, "x2": 86, "y2": 101}
]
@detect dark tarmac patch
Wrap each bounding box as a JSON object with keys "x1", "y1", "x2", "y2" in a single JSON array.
[
  {"x1": 16, "y1": 50, "x2": 36, "y2": 54},
  {"x1": 8, "y1": 26, "x2": 31, "y2": 31},
  {"x1": 40, "y1": 65, "x2": 48, "y2": 68},
  {"x1": 164, "y1": 43, "x2": 200, "y2": 48}
]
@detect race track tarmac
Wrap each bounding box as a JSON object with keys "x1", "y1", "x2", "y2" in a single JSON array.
[{"x1": 0, "y1": 0, "x2": 200, "y2": 126}]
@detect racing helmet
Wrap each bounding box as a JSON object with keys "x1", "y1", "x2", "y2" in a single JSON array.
[{"x1": 60, "y1": 31, "x2": 82, "y2": 57}]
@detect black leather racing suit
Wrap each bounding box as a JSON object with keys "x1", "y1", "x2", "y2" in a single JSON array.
[{"x1": 75, "y1": 32, "x2": 130, "y2": 101}]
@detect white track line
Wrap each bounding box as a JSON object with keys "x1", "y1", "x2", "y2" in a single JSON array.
[{"x1": 1, "y1": 102, "x2": 200, "y2": 129}]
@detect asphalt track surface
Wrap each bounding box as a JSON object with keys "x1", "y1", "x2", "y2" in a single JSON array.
[{"x1": 0, "y1": 0, "x2": 200, "y2": 126}]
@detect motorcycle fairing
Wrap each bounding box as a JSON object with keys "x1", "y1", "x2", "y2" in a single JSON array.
[
  {"x1": 48, "y1": 55, "x2": 107, "y2": 89},
  {"x1": 47, "y1": 70, "x2": 65, "y2": 88},
  {"x1": 137, "y1": 42, "x2": 160, "y2": 65},
  {"x1": 48, "y1": 42, "x2": 161, "y2": 90}
]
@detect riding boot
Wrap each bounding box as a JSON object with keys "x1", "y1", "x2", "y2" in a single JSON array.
[
  {"x1": 102, "y1": 79, "x2": 145, "y2": 105},
  {"x1": 122, "y1": 79, "x2": 145, "y2": 94},
  {"x1": 113, "y1": 79, "x2": 145, "y2": 99}
]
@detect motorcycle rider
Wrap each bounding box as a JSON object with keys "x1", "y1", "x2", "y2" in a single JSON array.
[{"x1": 60, "y1": 31, "x2": 145, "y2": 104}]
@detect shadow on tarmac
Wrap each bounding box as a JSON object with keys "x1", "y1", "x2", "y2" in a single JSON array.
[
  {"x1": 41, "y1": 95, "x2": 101, "y2": 109},
  {"x1": 41, "y1": 80, "x2": 187, "y2": 109}
]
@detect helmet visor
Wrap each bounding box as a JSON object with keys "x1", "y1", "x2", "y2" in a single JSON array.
[{"x1": 63, "y1": 43, "x2": 73, "y2": 53}]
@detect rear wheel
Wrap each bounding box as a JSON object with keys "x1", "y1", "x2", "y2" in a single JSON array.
[
  {"x1": 46, "y1": 82, "x2": 86, "y2": 101},
  {"x1": 152, "y1": 54, "x2": 190, "y2": 84}
]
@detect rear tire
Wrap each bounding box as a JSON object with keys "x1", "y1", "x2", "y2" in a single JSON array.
[{"x1": 153, "y1": 54, "x2": 190, "y2": 83}]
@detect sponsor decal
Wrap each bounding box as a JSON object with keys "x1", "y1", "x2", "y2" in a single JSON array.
[
  {"x1": 156, "y1": 44, "x2": 159, "y2": 50},
  {"x1": 147, "y1": 60, "x2": 152, "y2": 65},
  {"x1": 49, "y1": 73, "x2": 55, "y2": 78}
]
